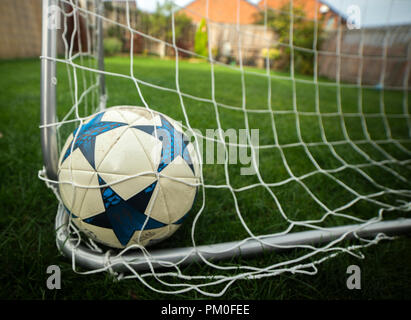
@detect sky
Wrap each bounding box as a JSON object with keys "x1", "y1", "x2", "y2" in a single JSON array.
[
  {"x1": 134, "y1": 0, "x2": 411, "y2": 27},
  {"x1": 134, "y1": 0, "x2": 259, "y2": 12}
]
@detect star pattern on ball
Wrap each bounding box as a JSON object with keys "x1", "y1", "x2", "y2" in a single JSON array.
[
  {"x1": 62, "y1": 112, "x2": 128, "y2": 169},
  {"x1": 83, "y1": 176, "x2": 167, "y2": 246},
  {"x1": 132, "y1": 115, "x2": 195, "y2": 174}
]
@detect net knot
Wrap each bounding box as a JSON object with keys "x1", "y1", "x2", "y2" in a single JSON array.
[{"x1": 104, "y1": 250, "x2": 119, "y2": 278}]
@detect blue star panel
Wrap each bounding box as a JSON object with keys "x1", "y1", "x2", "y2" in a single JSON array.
[
  {"x1": 133, "y1": 115, "x2": 195, "y2": 174},
  {"x1": 84, "y1": 176, "x2": 166, "y2": 246},
  {"x1": 62, "y1": 112, "x2": 128, "y2": 169}
]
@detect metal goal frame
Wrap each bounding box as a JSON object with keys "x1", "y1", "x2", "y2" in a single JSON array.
[{"x1": 40, "y1": 0, "x2": 411, "y2": 273}]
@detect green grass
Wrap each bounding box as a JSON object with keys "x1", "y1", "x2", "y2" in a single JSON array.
[{"x1": 0, "y1": 56, "x2": 410, "y2": 299}]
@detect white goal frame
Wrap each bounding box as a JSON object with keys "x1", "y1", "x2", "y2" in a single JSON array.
[{"x1": 40, "y1": 0, "x2": 411, "y2": 274}]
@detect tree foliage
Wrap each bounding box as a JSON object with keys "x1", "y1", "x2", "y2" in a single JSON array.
[
  {"x1": 256, "y1": 5, "x2": 324, "y2": 75},
  {"x1": 104, "y1": 1, "x2": 193, "y2": 55},
  {"x1": 147, "y1": 1, "x2": 193, "y2": 45}
]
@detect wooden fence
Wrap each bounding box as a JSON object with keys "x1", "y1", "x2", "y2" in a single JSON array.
[
  {"x1": 0, "y1": 0, "x2": 42, "y2": 59},
  {"x1": 318, "y1": 25, "x2": 411, "y2": 88}
]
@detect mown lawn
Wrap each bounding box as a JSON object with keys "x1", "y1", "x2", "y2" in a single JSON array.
[{"x1": 0, "y1": 56, "x2": 410, "y2": 299}]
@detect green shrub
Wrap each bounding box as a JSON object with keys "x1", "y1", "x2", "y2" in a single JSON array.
[
  {"x1": 261, "y1": 48, "x2": 281, "y2": 60},
  {"x1": 104, "y1": 37, "x2": 122, "y2": 56},
  {"x1": 194, "y1": 19, "x2": 208, "y2": 57}
]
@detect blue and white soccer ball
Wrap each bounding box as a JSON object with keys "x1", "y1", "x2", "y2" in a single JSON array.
[{"x1": 57, "y1": 106, "x2": 200, "y2": 248}]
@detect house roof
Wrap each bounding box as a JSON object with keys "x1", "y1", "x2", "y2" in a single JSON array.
[{"x1": 180, "y1": 0, "x2": 260, "y2": 24}]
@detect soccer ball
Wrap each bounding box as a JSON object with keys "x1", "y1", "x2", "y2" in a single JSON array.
[{"x1": 57, "y1": 106, "x2": 200, "y2": 248}]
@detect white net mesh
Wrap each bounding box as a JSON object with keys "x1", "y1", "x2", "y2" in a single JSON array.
[{"x1": 39, "y1": 0, "x2": 411, "y2": 296}]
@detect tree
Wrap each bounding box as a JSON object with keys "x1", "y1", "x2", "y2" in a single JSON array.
[
  {"x1": 148, "y1": 1, "x2": 193, "y2": 50},
  {"x1": 104, "y1": 1, "x2": 194, "y2": 56},
  {"x1": 255, "y1": 5, "x2": 324, "y2": 75}
]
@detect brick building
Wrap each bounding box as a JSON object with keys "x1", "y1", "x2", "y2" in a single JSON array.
[{"x1": 181, "y1": 0, "x2": 260, "y2": 25}]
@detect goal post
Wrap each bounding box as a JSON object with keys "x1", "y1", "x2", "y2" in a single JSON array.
[
  {"x1": 39, "y1": 0, "x2": 411, "y2": 295},
  {"x1": 41, "y1": 0, "x2": 59, "y2": 182}
]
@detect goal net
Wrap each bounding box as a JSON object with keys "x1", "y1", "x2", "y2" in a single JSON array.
[{"x1": 39, "y1": 0, "x2": 411, "y2": 296}]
